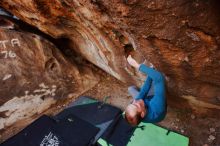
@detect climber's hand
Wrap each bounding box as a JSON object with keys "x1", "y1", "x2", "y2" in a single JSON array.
[{"x1": 127, "y1": 55, "x2": 140, "y2": 69}]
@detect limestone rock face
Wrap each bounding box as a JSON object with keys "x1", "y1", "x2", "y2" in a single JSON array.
[
  {"x1": 0, "y1": 16, "x2": 99, "y2": 130},
  {"x1": 0, "y1": 0, "x2": 220, "y2": 113}
]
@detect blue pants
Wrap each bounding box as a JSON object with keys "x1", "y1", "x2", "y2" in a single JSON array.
[{"x1": 128, "y1": 85, "x2": 154, "y2": 100}]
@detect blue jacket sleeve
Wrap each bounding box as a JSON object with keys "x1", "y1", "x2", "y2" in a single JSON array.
[
  {"x1": 135, "y1": 77, "x2": 152, "y2": 103},
  {"x1": 139, "y1": 64, "x2": 163, "y2": 83}
]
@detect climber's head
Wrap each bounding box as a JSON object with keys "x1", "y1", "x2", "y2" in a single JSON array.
[{"x1": 125, "y1": 99, "x2": 146, "y2": 126}]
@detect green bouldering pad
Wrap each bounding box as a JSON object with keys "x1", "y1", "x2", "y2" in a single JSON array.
[
  {"x1": 98, "y1": 121, "x2": 189, "y2": 146},
  {"x1": 68, "y1": 96, "x2": 98, "y2": 106},
  {"x1": 97, "y1": 115, "x2": 189, "y2": 146},
  {"x1": 127, "y1": 122, "x2": 189, "y2": 146}
]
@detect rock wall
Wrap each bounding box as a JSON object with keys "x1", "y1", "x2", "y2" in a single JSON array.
[
  {"x1": 0, "y1": 16, "x2": 99, "y2": 130},
  {"x1": 0, "y1": 0, "x2": 220, "y2": 113}
]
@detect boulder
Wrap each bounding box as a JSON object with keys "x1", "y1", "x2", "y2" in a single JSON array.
[
  {"x1": 0, "y1": 16, "x2": 99, "y2": 131},
  {"x1": 0, "y1": 0, "x2": 220, "y2": 113}
]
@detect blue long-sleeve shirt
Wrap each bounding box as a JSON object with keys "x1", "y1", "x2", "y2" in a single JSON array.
[{"x1": 135, "y1": 64, "x2": 166, "y2": 123}]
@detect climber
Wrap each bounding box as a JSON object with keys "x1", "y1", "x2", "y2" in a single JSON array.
[{"x1": 125, "y1": 55, "x2": 166, "y2": 126}]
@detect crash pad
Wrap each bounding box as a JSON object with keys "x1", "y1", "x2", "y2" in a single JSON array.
[
  {"x1": 1, "y1": 115, "x2": 99, "y2": 146},
  {"x1": 97, "y1": 118, "x2": 189, "y2": 146},
  {"x1": 127, "y1": 122, "x2": 189, "y2": 146},
  {"x1": 54, "y1": 96, "x2": 122, "y2": 144}
]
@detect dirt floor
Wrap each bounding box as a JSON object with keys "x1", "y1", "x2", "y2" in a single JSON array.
[{"x1": 0, "y1": 70, "x2": 219, "y2": 146}]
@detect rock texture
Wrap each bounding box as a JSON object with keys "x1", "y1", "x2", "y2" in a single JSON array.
[
  {"x1": 0, "y1": 16, "x2": 99, "y2": 130},
  {"x1": 0, "y1": 0, "x2": 220, "y2": 113}
]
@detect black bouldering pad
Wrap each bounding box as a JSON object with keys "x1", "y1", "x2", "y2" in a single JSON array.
[
  {"x1": 1, "y1": 114, "x2": 99, "y2": 146},
  {"x1": 98, "y1": 115, "x2": 135, "y2": 146},
  {"x1": 54, "y1": 96, "x2": 122, "y2": 144},
  {"x1": 55, "y1": 96, "x2": 121, "y2": 125}
]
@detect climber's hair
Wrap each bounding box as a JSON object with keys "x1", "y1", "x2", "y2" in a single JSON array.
[{"x1": 125, "y1": 107, "x2": 142, "y2": 126}]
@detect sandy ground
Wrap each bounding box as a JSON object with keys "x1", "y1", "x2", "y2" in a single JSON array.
[{"x1": 0, "y1": 71, "x2": 219, "y2": 146}]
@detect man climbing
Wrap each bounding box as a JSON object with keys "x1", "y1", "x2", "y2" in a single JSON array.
[{"x1": 125, "y1": 55, "x2": 166, "y2": 126}]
